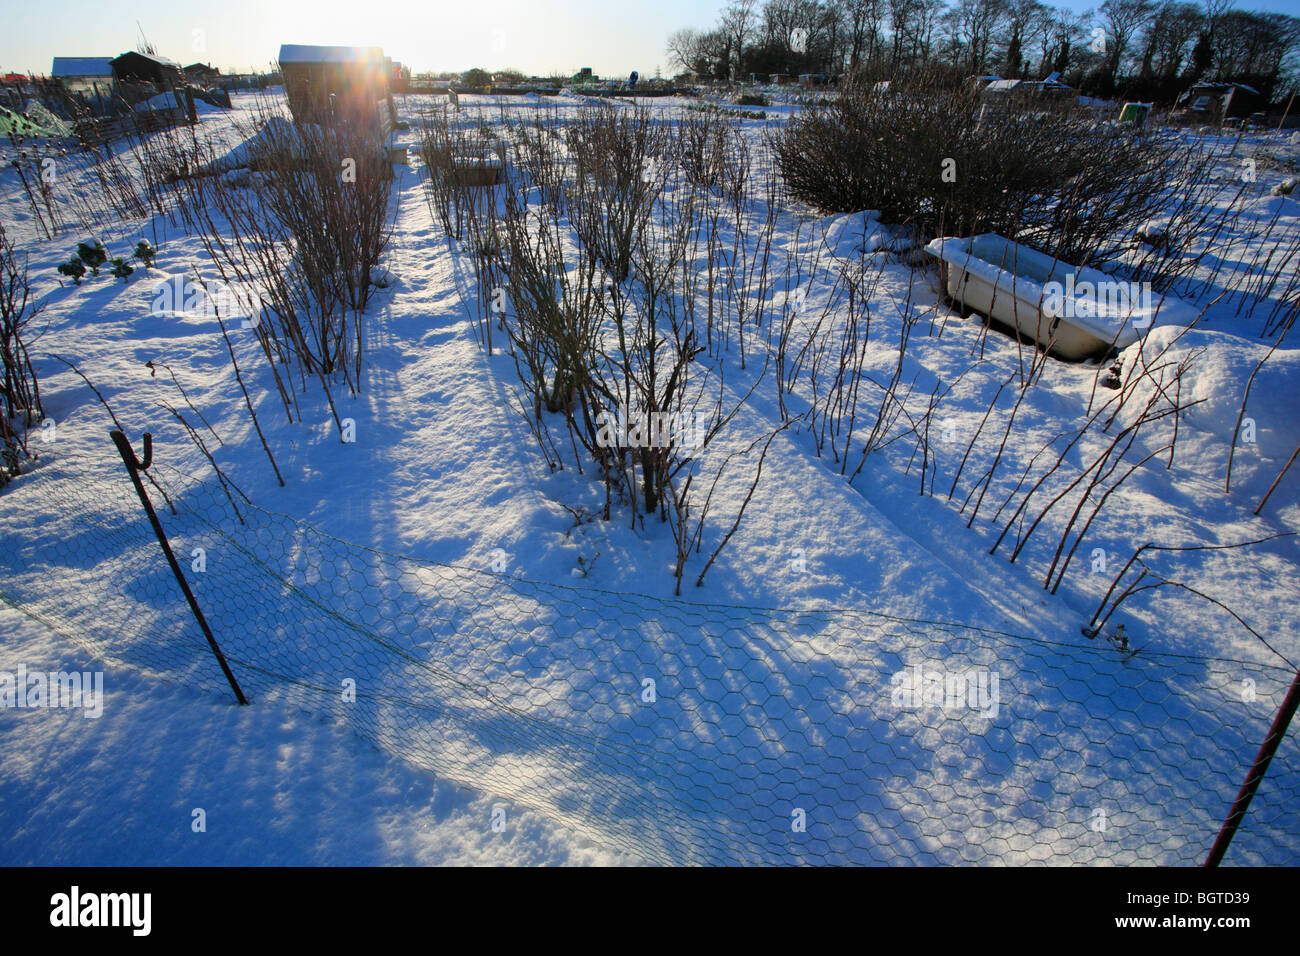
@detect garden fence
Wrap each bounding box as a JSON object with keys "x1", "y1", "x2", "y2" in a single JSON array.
[{"x1": 2, "y1": 448, "x2": 1297, "y2": 865}]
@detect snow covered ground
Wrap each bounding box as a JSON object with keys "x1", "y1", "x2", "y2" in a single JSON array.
[
  {"x1": 0, "y1": 602, "x2": 624, "y2": 865},
  {"x1": 1, "y1": 91, "x2": 1298, "y2": 865}
]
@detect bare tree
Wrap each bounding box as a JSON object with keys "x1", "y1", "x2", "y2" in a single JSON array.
[
  {"x1": 721, "y1": 0, "x2": 761, "y2": 77},
  {"x1": 1099, "y1": 0, "x2": 1155, "y2": 88},
  {"x1": 667, "y1": 28, "x2": 707, "y2": 75},
  {"x1": 841, "y1": 0, "x2": 886, "y2": 69},
  {"x1": 948, "y1": 0, "x2": 1013, "y2": 75}
]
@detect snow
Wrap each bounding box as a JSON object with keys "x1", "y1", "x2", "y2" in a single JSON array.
[
  {"x1": 817, "y1": 209, "x2": 887, "y2": 257},
  {"x1": 134, "y1": 91, "x2": 183, "y2": 113},
  {"x1": 1, "y1": 91, "x2": 1299, "y2": 865},
  {"x1": 0, "y1": 603, "x2": 621, "y2": 865},
  {"x1": 203, "y1": 115, "x2": 299, "y2": 172}
]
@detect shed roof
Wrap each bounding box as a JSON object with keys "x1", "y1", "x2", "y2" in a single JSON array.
[
  {"x1": 278, "y1": 44, "x2": 385, "y2": 65},
  {"x1": 51, "y1": 57, "x2": 114, "y2": 77},
  {"x1": 1190, "y1": 81, "x2": 1260, "y2": 95},
  {"x1": 111, "y1": 51, "x2": 183, "y2": 70}
]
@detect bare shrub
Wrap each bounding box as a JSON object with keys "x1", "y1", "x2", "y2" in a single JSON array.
[
  {"x1": 0, "y1": 222, "x2": 43, "y2": 478},
  {"x1": 565, "y1": 105, "x2": 664, "y2": 283},
  {"x1": 447, "y1": 104, "x2": 782, "y2": 591},
  {"x1": 675, "y1": 111, "x2": 733, "y2": 193},
  {"x1": 773, "y1": 77, "x2": 1188, "y2": 266},
  {"x1": 183, "y1": 103, "x2": 395, "y2": 420}
]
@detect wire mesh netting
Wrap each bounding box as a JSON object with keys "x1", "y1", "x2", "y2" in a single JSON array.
[{"x1": 1, "y1": 450, "x2": 1297, "y2": 865}]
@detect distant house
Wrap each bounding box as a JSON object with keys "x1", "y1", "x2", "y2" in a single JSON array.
[
  {"x1": 799, "y1": 73, "x2": 829, "y2": 89},
  {"x1": 278, "y1": 44, "x2": 396, "y2": 133},
  {"x1": 184, "y1": 63, "x2": 221, "y2": 85},
  {"x1": 390, "y1": 61, "x2": 409, "y2": 93},
  {"x1": 219, "y1": 72, "x2": 276, "y2": 91},
  {"x1": 1179, "y1": 82, "x2": 1261, "y2": 120},
  {"x1": 51, "y1": 57, "x2": 116, "y2": 98}
]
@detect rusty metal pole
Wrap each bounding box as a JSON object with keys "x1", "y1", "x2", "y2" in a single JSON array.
[
  {"x1": 110, "y1": 429, "x2": 248, "y2": 705},
  {"x1": 1205, "y1": 665, "x2": 1300, "y2": 865},
  {"x1": 1277, "y1": 91, "x2": 1296, "y2": 135}
]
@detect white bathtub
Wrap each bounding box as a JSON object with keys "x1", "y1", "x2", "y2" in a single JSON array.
[{"x1": 925, "y1": 234, "x2": 1155, "y2": 360}]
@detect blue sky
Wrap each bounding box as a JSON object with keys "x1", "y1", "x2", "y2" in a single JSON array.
[{"x1": 2, "y1": 0, "x2": 1298, "y2": 78}]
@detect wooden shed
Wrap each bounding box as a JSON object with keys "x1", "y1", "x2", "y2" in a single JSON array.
[
  {"x1": 184, "y1": 63, "x2": 222, "y2": 85},
  {"x1": 110, "y1": 52, "x2": 185, "y2": 93},
  {"x1": 980, "y1": 75, "x2": 1075, "y2": 107},
  {"x1": 48, "y1": 57, "x2": 119, "y2": 118},
  {"x1": 51, "y1": 57, "x2": 116, "y2": 97},
  {"x1": 1180, "y1": 82, "x2": 1262, "y2": 120},
  {"x1": 278, "y1": 44, "x2": 396, "y2": 134}
]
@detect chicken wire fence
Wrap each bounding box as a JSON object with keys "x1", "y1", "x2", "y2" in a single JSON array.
[{"x1": 2, "y1": 449, "x2": 1297, "y2": 866}]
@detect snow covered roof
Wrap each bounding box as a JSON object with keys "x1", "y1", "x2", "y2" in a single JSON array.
[
  {"x1": 51, "y1": 58, "x2": 113, "y2": 78},
  {"x1": 982, "y1": 77, "x2": 1072, "y2": 94},
  {"x1": 1187, "y1": 81, "x2": 1261, "y2": 96},
  {"x1": 278, "y1": 45, "x2": 385, "y2": 65},
  {"x1": 112, "y1": 51, "x2": 183, "y2": 70}
]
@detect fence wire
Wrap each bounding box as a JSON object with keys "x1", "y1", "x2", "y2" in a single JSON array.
[{"x1": 1, "y1": 451, "x2": 1297, "y2": 865}]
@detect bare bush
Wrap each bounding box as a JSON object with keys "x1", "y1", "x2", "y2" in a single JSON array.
[
  {"x1": 445, "y1": 104, "x2": 783, "y2": 591},
  {"x1": 565, "y1": 105, "x2": 664, "y2": 283},
  {"x1": 773, "y1": 77, "x2": 1190, "y2": 266},
  {"x1": 0, "y1": 222, "x2": 43, "y2": 478},
  {"x1": 181, "y1": 103, "x2": 395, "y2": 426}
]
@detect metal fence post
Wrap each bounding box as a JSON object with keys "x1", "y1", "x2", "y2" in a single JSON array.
[
  {"x1": 109, "y1": 428, "x2": 248, "y2": 705},
  {"x1": 1205, "y1": 665, "x2": 1300, "y2": 865}
]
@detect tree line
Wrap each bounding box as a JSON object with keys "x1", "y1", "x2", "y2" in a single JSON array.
[{"x1": 668, "y1": 0, "x2": 1300, "y2": 104}]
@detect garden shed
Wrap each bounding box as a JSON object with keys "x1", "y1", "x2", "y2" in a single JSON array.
[
  {"x1": 980, "y1": 76, "x2": 1074, "y2": 105},
  {"x1": 110, "y1": 52, "x2": 185, "y2": 92},
  {"x1": 1180, "y1": 82, "x2": 1262, "y2": 120},
  {"x1": 51, "y1": 57, "x2": 115, "y2": 98},
  {"x1": 278, "y1": 44, "x2": 396, "y2": 134},
  {"x1": 184, "y1": 63, "x2": 222, "y2": 84}
]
